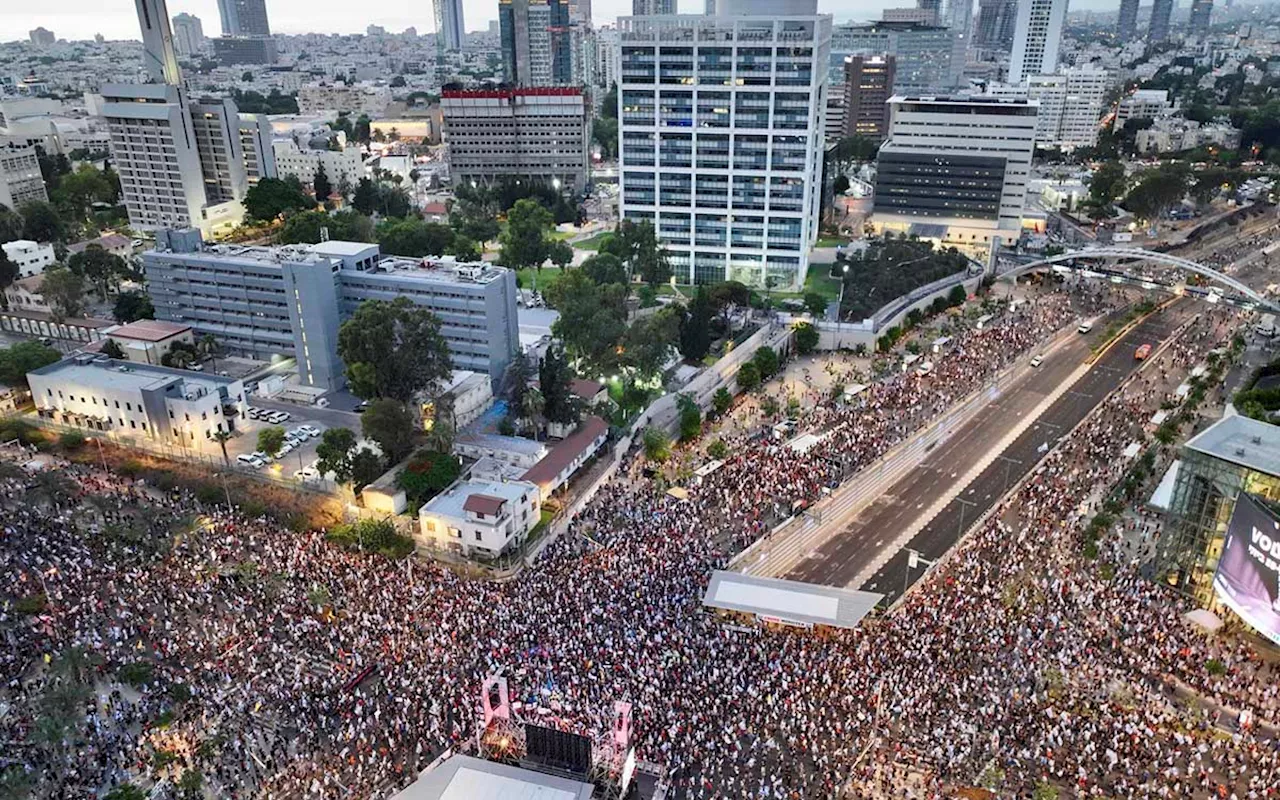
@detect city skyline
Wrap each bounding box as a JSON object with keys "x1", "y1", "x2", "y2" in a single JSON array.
[{"x1": 1, "y1": 0, "x2": 1128, "y2": 43}]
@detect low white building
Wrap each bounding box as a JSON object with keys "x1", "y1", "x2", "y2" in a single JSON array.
[
  {"x1": 1135, "y1": 118, "x2": 1242, "y2": 154},
  {"x1": 67, "y1": 233, "x2": 133, "y2": 261},
  {"x1": 0, "y1": 143, "x2": 48, "y2": 210},
  {"x1": 271, "y1": 130, "x2": 363, "y2": 193},
  {"x1": 418, "y1": 478, "x2": 542, "y2": 558},
  {"x1": 297, "y1": 83, "x2": 392, "y2": 117},
  {"x1": 1115, "y1": 89, "x2": 1172, "y2": 130},
  {"x1": 4, "y1": 274, "x2": 50, "y2": 312},
  {"x1": 2, "y1": 240, "x2": 55, "y2": 278},
  {"x1": 432, "y1": 370, "x2": 493, "y2": 430},
  {"x1": 29, "y1": 355, "x2": 248, "y2": 447},
  {"x1": 105, "y1": 319, "x2": 195, "y2": 366},
  {"x1": 454, "y1": 432, "x2": 548, "y2": 470}
]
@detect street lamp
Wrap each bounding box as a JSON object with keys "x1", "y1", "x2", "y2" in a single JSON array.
[{"x1": 836, "y1": 262, "x2": 850, "y2": 349}]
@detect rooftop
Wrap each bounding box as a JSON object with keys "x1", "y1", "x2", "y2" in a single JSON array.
[
  {"x1": 421, "y1": 479, "x2": 535, "y2": 521},
  {"x1": 27, "y1": 356, "x2": 240, "y2": 397},
  {"x1": 456, "y1": 432, "x2": 548, "y2": 458},
  {"x1": 390, "y1": 754, "x2": 593, "y2": 800},
  {"x1": 108, "y1": 319, "x2": 192, "y2": 343},
  {"x1": 307, "y1": 240, "x2": 378, "y2": 258},
  {"x1": 67, "y1": 233, "x2": 131, "y2": 254},
  {"x1": 521, "y1": 416, "x2": 609, "y2": 489},
  {"x1": 1185, "y1": 413, "x2": 1280, "y2": 479},
  {"x1": 702, "y1": 570, "x2": 883, "y2": 629}
]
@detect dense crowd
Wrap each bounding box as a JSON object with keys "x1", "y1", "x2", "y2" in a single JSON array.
[{"x1": 2, "y1": 286, "x2": 1276, "y2": 800}]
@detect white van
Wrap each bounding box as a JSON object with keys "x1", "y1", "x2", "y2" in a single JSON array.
[{"x1": 1077, "y1": 321, "x2": 1093, "y2": 334}]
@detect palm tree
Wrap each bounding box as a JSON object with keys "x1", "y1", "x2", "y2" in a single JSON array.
[
  {"x1": 521, "y1": 387, "x2": 545, "y2": 441},
  {"x1": 198, "y1": 334, "x2": 221, "y2": 373},
  {"x1": 212, "y1": 429, "x2": 232, "y2": 465}
]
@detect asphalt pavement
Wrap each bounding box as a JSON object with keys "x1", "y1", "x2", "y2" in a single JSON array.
[{"x1": 784, "y1": 304, "x2": 1195, "y2": 602}]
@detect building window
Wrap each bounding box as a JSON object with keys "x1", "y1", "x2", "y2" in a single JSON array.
[{"x1": 474, "y1": 530, "x2": 482, "y2": 542}]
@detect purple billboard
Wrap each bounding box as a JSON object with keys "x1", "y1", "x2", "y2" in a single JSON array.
[{"x1": 1212, "y1": 493, "x2": 1280, "y2": 646}]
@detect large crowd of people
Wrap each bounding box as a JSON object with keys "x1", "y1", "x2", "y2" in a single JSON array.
[{"x1": 2, "y1": 281, "x2": 1277, "y2": 800}]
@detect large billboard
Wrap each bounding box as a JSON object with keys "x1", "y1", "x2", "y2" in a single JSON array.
[{"x1": 1213, "y1": 493, "x2": 1280, "y2": 646}]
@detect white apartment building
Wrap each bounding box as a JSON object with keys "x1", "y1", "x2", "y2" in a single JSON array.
[
  {"x1": 0, "y1": 143, "x2": 48, "y2": 211},
  {"x1": 872, "y1": 94, "x2": 1038, "y2": 253},
  {"x1": 29, "y1": 355, "x2": 249, "y2": 448},
  {"x1": 419, "y1": 479, "x2": 542, "y2": 559},
  {"x1": 1136, "y1": 118, "x2": 1242, "y2": 154},
  {"x1": 271, "y1": 131, "x2": 363, "y2": 191},
  {"x1": 990, "y1": 67, "x2": 1109, "y2": 149},
  {"x1": 237, "y1": 113, "x2": 277, "y2": 186},
  {"x1": 100, "y1": 83, "x2": 245, "y2": 235},
  {"x1": 442, "y1": 88, "x2": 590, "y2": 193},
  {"x1": 617, "y1": 1, "x2": 833, "y2": 289},
  {"x1": 2, "y1": 240, "x2": 55, "y2": 278},
  {"x1": 594, "y1": 26, "x2": 619, "y2": 89},
  {"x1": 297, "y1": 83, "x2": 392, "y2": 117},
  {"x1": 1008, "y1": 0, "x2": 1067, "y2": 84},
  {"x1": 1116, "y1": 89, "x2": 1172, "y2": 129}
]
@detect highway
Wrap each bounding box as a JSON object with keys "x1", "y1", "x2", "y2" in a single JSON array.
[{"x1": 781, "y1": 303, "x2": 1194, "y2": 601}]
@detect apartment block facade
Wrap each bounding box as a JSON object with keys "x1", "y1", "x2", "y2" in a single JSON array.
[
  {"x1": 442, "y1": 87, "x2": 590, "y2": 193},
  {"x1": 0, "y1": 143, "x2": 48, "y2": 210},
  {"x1": 617, "y1": 4, "x2": 832, "y2": 288},
  {"x1": 143, "y1": 230, "x2": 520, "y2": 390}
]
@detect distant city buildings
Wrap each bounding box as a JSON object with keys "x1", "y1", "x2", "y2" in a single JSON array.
[
  {"x1": 297, "y1": 83, "x2": 392, "y2": 117},
  {"x1": 633, "y1": 0, "x2": 677, "y2": 12},
  {"x1": 832, "y1": 21, "x2": 961, "y2": 93},
  {"x1": 1190, "y1": 0, "x2": 1215, "y2": 34},
  {"x1": 29, "y1": 28, "x2": 56, "y2": 46},
  {"x1": 873, "y1": 94, "x2": 1038, "y2": 253},
  {"x1": 0, "y1": 143, "x2": 48, "y2": 211},
  {"x1": 271, "y1": 128, "x2": 362, "y2": 192},
  {"x1": 143, "y1": 230, "x2": 521, "y2": 389},
  {"x1": 1117, "y1": 0, "x2": 1139, "y2": 42},
  {"x1": 1116, "y1": 88, "x2": 1172, "y2": 129},
  {"x1": 843, "y1": 55, "x2": 896, "y2": 141},
  {"x1": 1136, "y1": 117, "x2": 1241, "y2": 153},
  {"x1": 441, "y1": 87, "x2": 590, "y2": 193},
  {"x1": 1008, "y1": 0, "x2": 1068, "y2": 83},
  {"x1": 212, "y1": 36, "x2": 278, "y2": 65},
  {"x1": 500, "y1": 0, "x2": 578, "y2": 87},
  {"x1": 617, "y1": 0, "x2": 832, "y2": 288},
  {"x1": 171, "y1": 13, "x2": 206, "y2": 57},
  {"x1": 974, "y1": 0, "x2": 1017, "y2": 51},
  {"x1": 1149, "y1": 0, "x2": 1174, "y2": 43},
  {"x1": 990, "y1": 66, "x2": 1109, "y2": 149},
  {"x1": 433, "y1": 0, "x2": 466, "y2": 51},
  {"x1": 217, "y1": 0, "x2": 271, "y2": 36}
]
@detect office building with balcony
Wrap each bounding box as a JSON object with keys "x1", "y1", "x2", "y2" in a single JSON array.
[
  {"x1": 617, "y1": 1, "x2": 832, "y2": 289},
  {"x1": 142, "y1": 229, "x2": 520, "y2": 390},
  {"x1": 872, "y1": 94, "x2": 1037, "y2": 254},
  {"x1": 442, "y1": 87, "x2": 590, "y2": 194}
]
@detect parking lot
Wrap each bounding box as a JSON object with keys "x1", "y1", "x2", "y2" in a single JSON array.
[{"x1": 224, "y1": 398, "x2": 359, "y2": 485}]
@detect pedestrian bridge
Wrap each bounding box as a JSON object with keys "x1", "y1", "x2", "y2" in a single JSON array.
[{"x1": 999, "y1": 247, "x2": 1279, "y2": 313}]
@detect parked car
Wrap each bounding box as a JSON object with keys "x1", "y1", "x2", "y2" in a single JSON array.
[
  {"x1": 236, "y1": 454, "x2": 265, "y2": 468},
  {"x1": 299, "y1": 424, "x2": 321, "y2": 437},
  {"x1": 270, "y1": 411, "x2": 291, "y2": 423},
  {"x1": 250, "y1": 450, "x2": 273, "y2": 463},
  {"x1": 1030, "y1": 354, "x2": 1044, "y2": 367},
  {"x1": 277, "y1": 442, "x2": 295, "y2": 457},
  {"x1": 295, "y1": 466, "x2": 320, "y2": 481}
]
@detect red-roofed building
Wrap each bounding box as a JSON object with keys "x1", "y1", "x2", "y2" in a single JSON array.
[
  {"x1": 106, "y1": 320, "x2": 195, "y2": 366},
  {"x1": 521, "y1": 415, "x2": 610, "y2": 496},
  {"x1": 66, "y1": 234, "x2": 133, "y2": 260},
  {"x1": 418, "y1": 478, "x2": 541, "y2": 559}
]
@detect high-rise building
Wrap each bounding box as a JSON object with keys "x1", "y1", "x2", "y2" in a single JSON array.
[
  {"x1": 236, "y1": 114, "x2": 276, "y2": 186},
  {"x1": 499, "y1": 0, "x2": 577, "y2": 87},
  {"x1": 917, "y1": 0, "x2": 943, "y2": 25},
  {"x1": 144, "y1": 230, "x2": 520, "y2": 389},
  {"x1": 990, "y1": 67, "x2": 1109, "y2": 148},
  {"x1": 217, "y1": 0, "x2": 271, "y2": 37},
  {"x1": 594, "y1": 25, "x2": 619, "y2": 88},
  {"x1": 974, "y1": 0, "x2": 1017, "y2": 50},
  {"x1": 844, "y1": 55, "x2": 895, "y2": 141},
  {"x1": 171, "y1": 13, "x2": 205, "y2": 57},
  {"x1": 1117, "y1": 0, "x2": 1139, "y2": 42},
  {"x1": 135, "y1": 0, "x2": 183, "y2": 85},
  {"x1": 442, "y1": 87, "x2": 590, "y2": 193},
  {"x1": 1189, "y1": 0, "x2": 1214, "y2": 33},
  {"x1": 633, "y1": 0, "x2": 677, "y2": 12},
  {"x1": 0, "y1": 143, "x2": 48, "y2": 211},
  {"x1": 570, "y1": 0, "x2": 593, "y2": 25},
  {"x1": 618, "y1": 0, "x2": 832, "y2": 289},
  {"x1": 433, "y1": 0, "x2": 465, "y2": 50},
  {"x1": 872, "y1": 94, "x2": 1037, "y2": 252},
  {"x1": 1008, "y1": 0, "x2": 1067, "y2": 84},
  {"x1": 189, "y1": 97, "x2": 249, "y2": 205},
  {"x1": 1149, "y1": 0, "x2": 1174, "y2": 43},
  {"x1": 831, "y1": 21, "x2": 960, "y2": 92},
  {"x1": 29, "y1": 28, "x2": 56, "y2": 46},
  {"x1": 947, "y1": 0, "x2": 973, "y2": 40},
  {"x1": 212, "y1": 36, "x2": 278, "y2": 65}
]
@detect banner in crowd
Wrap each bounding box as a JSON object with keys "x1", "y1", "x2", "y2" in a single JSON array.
[{"x1": 1213, "y1": 492, "x2": 1280, "y2": 646}]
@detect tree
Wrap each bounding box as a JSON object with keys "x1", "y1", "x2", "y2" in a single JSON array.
[
  {"x1": 794, "y1": 321, "x2": 819, "y2": 354},
  {"x1": 279, "y1": 209, "x2": 374, "y2": 244},
  {"x1": 642, "y1": 426, "x2": 671, "y2": 462},
  {"x1": 198, "y1": 334, "x2": 221, "y2": 373},
  {"x1": 679, "y1": 286, "x2": 714, "y2": 362},
  {"x1": 449, "y1": 235, "x2": 480, "y2": 262},
  {"x1": 113, "y1": 290, "x2": 155, "y2": 322},
  {"x1": 736, "y1": 361, "x2": 761, "y2": 391},
  {"x1": 547, "y1": 270, "x2": 628, "y2": 374},
  {"x1": 711, "y1": 386, "x2": 733, "y2": 417},
  {"x1": 450, "y1": 195, "x2": 500, "y2": 245},
  {"x1": 243, "y1": 177, "x2": 313, "y2": 221},
  {"x1": 361, "y1": 399, "x2": 418, "y2": 464},
  {"x1": 521, "y1": 386, "x2": 545, "y2": 439},
  {"x1": 676, "y1": 393, "x2": 701, "y2": 442},
  {"x1": 621, "y1": 306, "x2": 681, "y2": 377},
  {"x1": 212, "y1": 429, "x2": 232, "y2": 466},
  {"x1": 752, "y1": 346, "x2": 779, "y2": 380},
  {"x1": 67, "y1": 244, "x2": 129, "y2": 300},
  {"x1": 0, "y1": 341, "x2": 60, "y2": 386},
  {"x1": 104, "y1": 785, "x2": 148, "y2": 800},
  {"x1": 352, "y1": 178, "x2": 380, "y2": 215},
  {"x1": 581, "y1": 253, "x2": 627, "y2": 286},
  {"x1": 39, "y1": 266, "x2": 85, "y2": 321},
  {"x1": 57, "y1": 164, "x2": 115, "y2": 221},
  {"x1": 257, "y1": 426, "x2": 286, "y2": 458},
  {"x1": 1088, "y1": 160, "x2": 1127, "y2": 206},
  {"x1": 100, "y1": 339, "x2": 126, "y2": 359},
  {"x1": 0, "y1": 204, "x2": 24, "y2": 242},
  {"x1": 19, "y1": 200, "x2": 65, "y2": 242},
  {"x1": 351, "y1": 448, "x2": 385, "y2": 493},
  {"x1": 396, "y1": 450, "x2": 461, "y2": 504},
  {"x1": 803, "y1": 292, "x2": 828, "y2": 317},
  {"x1": 539, "y1": 345, "x2": 579, "y2": 426},
  {"x1": 828, "y1": 134, "x2": 879, "y2": 174},
  {"x1": 611, "y1": 220, "x2": 670, "y2": 286},
  {"x1": 1125, "y1": 164, "x2": 1190, "y2": 223},
  {"x1": 312, "y1": 163, "x2": 333, "y2": 203},
  {"x1": 316, "y1": 427, "x2": 358, "y2": 483},
  {"x1": 390, "y1": 75, "x2": 407, "y2": 88},
  {"x1": 354, "y1": 114, "x2": 372, "y2": 144},
  {"x1": 592, "y1": 117, "x2": 619, "y2": 159},
  {"x1": 337, "y1": 296, "x2": 453, "y2": 402},
  {"x1": 833, "y1": 174, "x2": 851, "y2": 195},
  {"x1": 376, "y1": 218, "x2": 455, "y2": 257},
  {"x1": 500, "y1": 198, "x2": 554, "y2": 269},
  {"x1": 0, "y1": 249, "x2": 17, "y2": 309},
  {"x1": 548, "y1": 239, "x2": 574, "y2": 269}
]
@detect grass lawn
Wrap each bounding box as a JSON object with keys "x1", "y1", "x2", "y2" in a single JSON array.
[
  {"x1": 516, "y1": 266, "x2": 566, "y2": 294},
  {"x1": 549, "y1": 230, "x2": 576, "y2": 241},
  {"x1": 770, "y1": 269, "x2": 842, "y2": 302},
  {"x1": 573, "y1": 232, "x2": 611, "y2": 251},
  {"x1": 816, "y1": 236, "x2": 851, "y2": 248}
]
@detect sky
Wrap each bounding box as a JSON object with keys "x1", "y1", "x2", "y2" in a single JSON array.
[{"x1": 1, "y1": 0, "x2": 1121, "y2": 44}]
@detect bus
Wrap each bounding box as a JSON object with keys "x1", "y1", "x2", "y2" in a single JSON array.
[{"x1": 1135, "y1": 343, "x2": 1152, "y2": 360}]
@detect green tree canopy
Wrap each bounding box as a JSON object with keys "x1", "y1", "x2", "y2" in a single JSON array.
[
  {"x1": 547, "y1": 270, "x2": 629, "y2": 374},
  {"x1": 376, "y1": 218, "x2": 455, "y2": 257},
  {"x1": 67, "y1": 244, "x2": 131, "y2": 300},
  {"x1": 1125, "y1": 164, "x2": 1190, "y2": 222},
  {"x1": 256, "y1": 426, "x2": 286, "y2": 457},
  {"x1": 679, "y1": 286, "x2": 714, "y2": 362},
  {"x1": 244, "y1": 177, "x2": 313, "y2": 221},
  {"x1": 0, "y1": 341, "x2": 60, "y2": 386},
  {"x1": 0, "y1": 205, "x2": 24, "y2": 242},
  {"x1": 316, "y1": 427, "x2": 358, "y2": 484},
  {"x1": 449, "y1": 235, "x2": 480, "y2": 262},
  {"x1": 19, "y1": 200, "x2": 66, "y2": 242},
  {"x1": 581, "y1": 252, "x2": 627, "y2": 286},
  {"x1": 312, "y1": 163, "x2": 333, "y2": 203},
  {"x1": 39, "y1": 266, "x2": 84, "y2": 321},
  {"x1": 794, "y1": 321, "x2": 819, "y2": 354},
  {"x1": 604, "y1": 220, "x2": 670, "y2": 285},
  {"x1": 337, "y1": 296, "x2": 453, "y2": 402},
  {"x1": 361, "y1": 399, "x2": 418, "y2": 464},
  {"x1": 621, "y1": 305, "x2": 681, "y2": 377},
  {"x1": 500, "y1": 198, "x2": 555, "y2": 270},
  {"x1": 539, "y1": 345, "x2": 580, "y2": 425},
  {"x1": 278, "y1": 209, "x2": 374, "y2": 244},
  {"x1": 1088, "y1": 160, "x2": 1127, "y2": 206}
]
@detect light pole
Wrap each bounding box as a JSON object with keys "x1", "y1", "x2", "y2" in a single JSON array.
[
  {"x1": 902, "y1": 547, "x2": 934, "y2": 596},
  {"x1": 88, "y1": 436, "x2": 108, "y2": 473},
  {"x1": 955, "y1": 496, "x2": 978, "y2": 541},
  {"x1": 996, "y1": 454, "x2": 1022, "y2": 496},
  {"x1": 836, "y1": 262, "x2": 849, "y2": 349}
]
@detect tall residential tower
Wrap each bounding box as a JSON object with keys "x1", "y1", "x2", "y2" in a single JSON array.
[
  {"x1": 1008, "y1": 0, "x2": 1067, "y2": 84},
  {"x1": 217, "y1": 0, "x2": 271, "y2": 36},
  {"x1": 433, "y1": 0, "x2": 465, "y2": 50}
]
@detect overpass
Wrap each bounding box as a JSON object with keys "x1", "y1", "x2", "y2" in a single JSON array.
[{"x1": 998, "y1": 247, "x2": 1280, "y2": 313}]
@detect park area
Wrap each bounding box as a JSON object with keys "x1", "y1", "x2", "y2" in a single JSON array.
[{"x1": 832, "y1": 238, "x2": 973, "y2": 321}]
